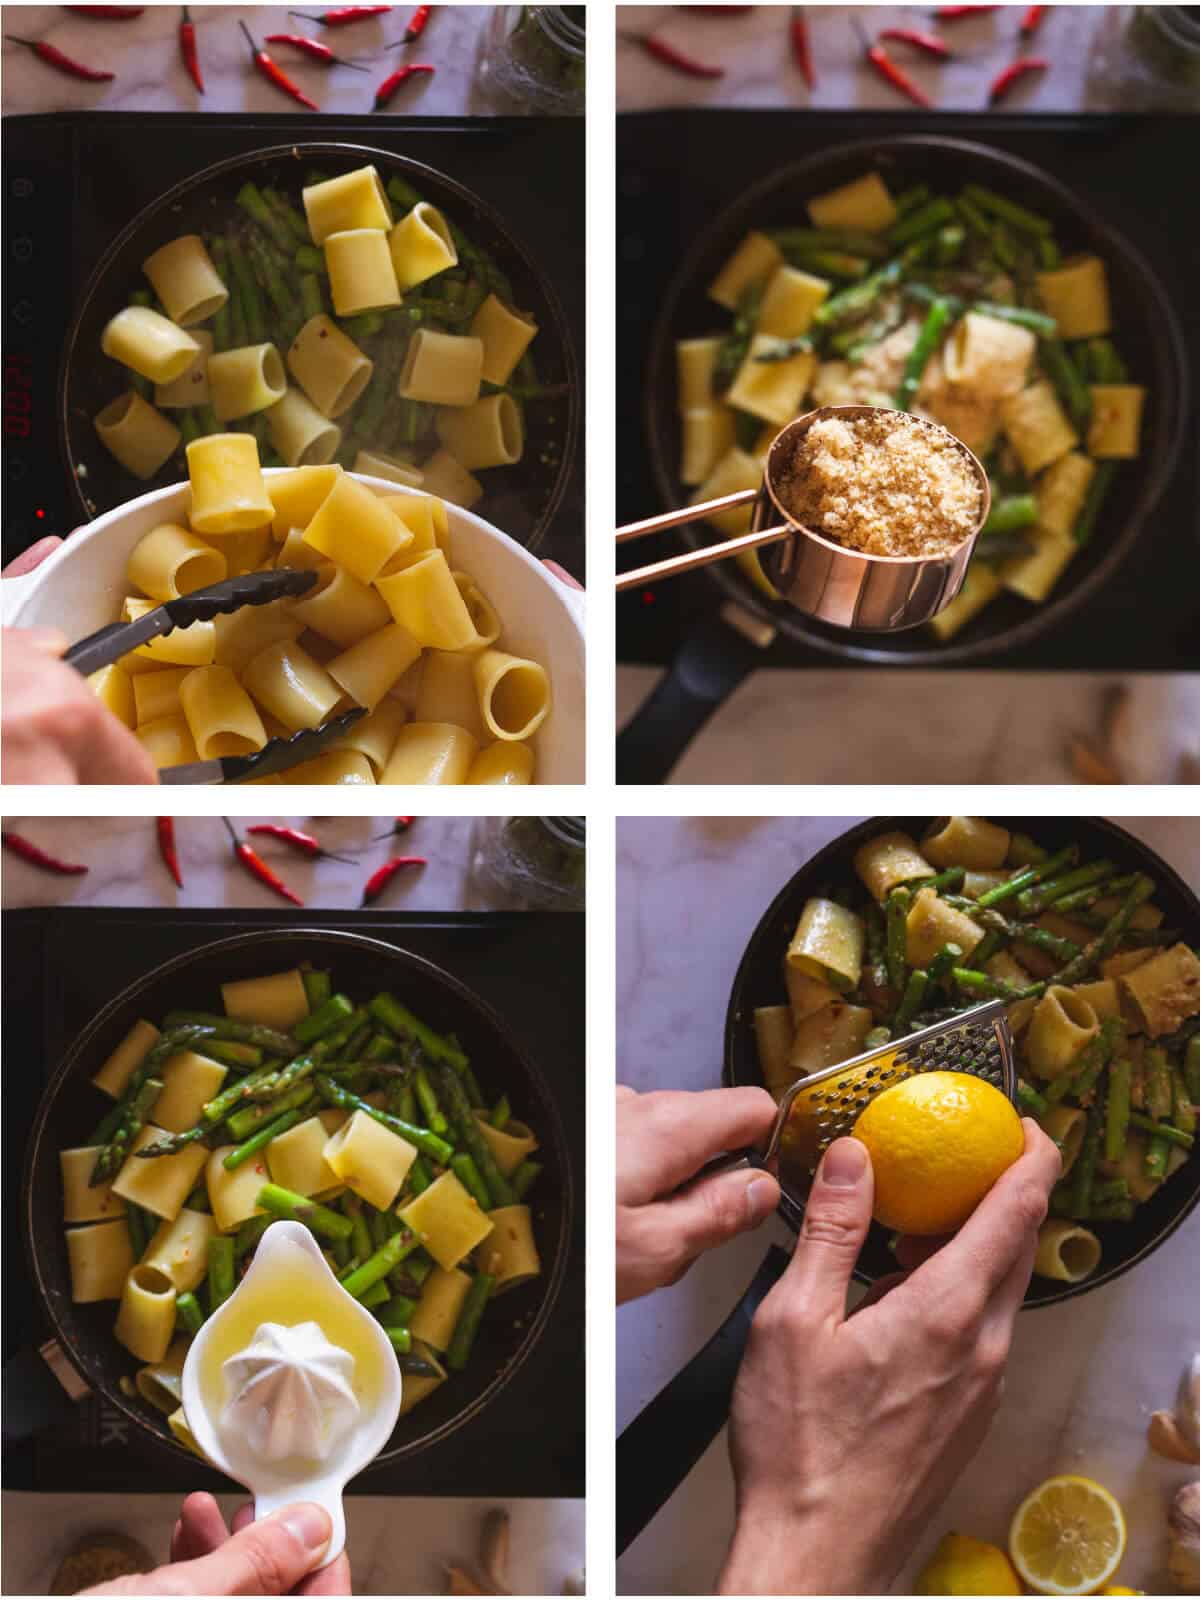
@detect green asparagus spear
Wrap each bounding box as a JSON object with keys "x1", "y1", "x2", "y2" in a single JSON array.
[
  {"x1": 1144, "y1": 1131, "x2": 1170, "y2": 1181},
  {"x1": 1068, "y1": 1108, "x2": 1102, "y2": 1217},
  {"x1": 926, "y1": 942, "x2": 964, "y2": 988},
  {"x1": 405, "y1": 1155, "x2": 433, "y2": 1197},
  {"x1": 893, "y1": 185, "x2": 930, "y2": 216},
  {"x1": 234, "y1": 1212, "x2": 273, "y2": 1260},
  {"x1": 1127, "y1": 1113, "x2": 1194, "y2": 1151},
  {"x1": 1104, "y1": 1056, "x2": 1132, "y2": 1163},
  {"x1": 980, "y1": 495, "x2": 1037, "y2": 537},
  {"x1": 712, "y1": 283, "x2": 763, "y2": 392},
  {"x1": 413, "y1": 1066, "x2": 449, "y2": 1135},
  {"x1": 864, "y1": 903, "x2": 889, "y2": 990},
  {"x1": 885, "y1": 890, "x2": 908, "y2": 991},
  {"x1": 1051, "y1": 876, "x2": 1156, "y2": 985},
  {"x1": 91, "y1": 1075, "x2": 165, "y2": 1183},
  {"x1": 892, "y1": 970, "x2": 928, "y2": 1036},
  {"x1": 294, "y1": 994, "x2": 356, "y2": 1046},
  {"x1": 436, "y1": 1064, "x2": 515, "y2": 1207},
  {"x1": 262, "y1": 186, "x2": 311, "y2": 246},
  {"x1": 973, "y1": 845, "x2": 1078, "y2": 909},
  {"x1": 225, "y1": 1085, "x2": 316, "y2": 1142},
  {"x1": 888, "y1": 198, "x2": 957, "y2": 247},
  {"x1": 905, "y1": 866, "x2": 967, "y2": 895},
  {"x1": 208, "y1": 1236, "x2": 235, "y2": 1312},
  {"x1": 1086, "y1": 338, "x2": 1128, "y2": 383},
  {"x1": 1089, "y1": 1199, "x2": 1136, "y2": 1222},
  {"x1": 1037, "y1": 236, "x2": 1060, "y2": 270},
  {"x1": 209, "y1": 238, "x2": 232, "y2": 351},
  {"x1": 176, "y1": 1291, "x2": 204, "y2": 1335},
  {"x1": 812, "y1": 259, "x2": 904, "y2": 329},
  {"x1": 752, "y1": 334, "x2": 814, "y2": 363},
  {"x1": 1170, "y1": 1068, "x2": 1196, "y2": 1137},
  {"x1": 126, "y1": 1204, "x2": 149, "y2": 1258},
  {"x1": 340, "y1": 1228, "x2": 420, "y2": 1299},
  {"x1": 1072, "y1": 461, "x2": 1117, "y2": 546},
  {"x1": 491, "y1": 1094, "x2": 511, "y2": 1132},
  {"x1": 447, "y1": 1273, "x2": 495, "y2": 1370},
  {"x1": 226, "y1": 239, "x2": 266, "y2": 345},
  {"x1": 1184, "y1": 1037, "x2": 1200, "y2": 1104},
  {"x1": 302, "y1": 969, "x2": 332, "y2": 1013},
  {"x1": 961, "y1": 185, "x2": 1052, "y2": 236},
  {"x1": 256, "y1": 1183, "x2": 354, "y2": 1240},
  {"x1": 294, "y1": 244, "x2": 328, "y2": 277},
  {"x1": 951, "y1": 969, "x2": 1046, "y2": 1003},
  {"x1": 223, "y1": 1105, "x2": 308, "y2": 1172},
  {"x1": 1017, "y1": 1079, "x2": 1048, "y2": 1117},
  {"x1": 1016, "y1": 860, "x2": 1116, "y2": 915},
  {"x1": 895, "y1": 297, "x2": 953, "y2": 411},
  {"x1": 347, "y1": 1202, "x2": 373, "y2": 1267},
  {"x1": 236, "y1": 181, "x2": 295, "y2": 253},
  {"x1": 1040, "y1": 338, "x2": 1092, "y2": 430},
  {"x1": 315, "y1": 1077, "x2": 454, "y2": 1164},
  {"x1": 162, "y1": 1014, "x2": 301, "y2": 1055},
  {"x1": 1144, "y1": 1047, "x2": 1173, "y2": 1121},
  {"x1": 368, "y1": 995, "x2": 470, "y2": 1074}
]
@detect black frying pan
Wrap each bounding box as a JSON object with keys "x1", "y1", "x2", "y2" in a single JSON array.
[
  {"x1": 20, "y1": 929, "x2": 573, "y2": 1474},
  {"x1": 618, "y1": 136, "x2": 1189, "y2": 782},
  {"x1": 61, "y1": 141, "x2": 580, "y2": 553},
  {"x1": 617, "y1": 817, "x2": 1198, "y2": 1553}
]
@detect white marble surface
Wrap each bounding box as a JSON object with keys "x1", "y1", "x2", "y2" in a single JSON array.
[
  {"x1": 617, "y1": 666, "x2": 1201, "y2": 785},
  {"x1": 616, "y1": 816, "x2": 1200, "y2": 1596},
  {"x1": 1, "y1": 814, "x2": 539, "y2": 910},
  {"x1": 0, "y1": 813, "x2": 583, "y2": 1595},
  {"x1": 617, "y1": 4, "x2": 1187, "y2": 112},
  {"x1": 0, "y1": 4, "x2": 541, "y2": 118}
]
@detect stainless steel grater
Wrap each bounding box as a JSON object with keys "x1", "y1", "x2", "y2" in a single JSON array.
[{"x1": 699, "y1": 1000, "x2": 1017, "y2": 1233}]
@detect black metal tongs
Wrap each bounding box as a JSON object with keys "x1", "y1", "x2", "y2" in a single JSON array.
[{"x1": 64, "y1": 570, "x2": 364, "y2": 784}]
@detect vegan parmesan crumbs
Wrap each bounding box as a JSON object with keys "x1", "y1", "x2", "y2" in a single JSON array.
[{"x1": 773, "y1": 411, "x2": 982, "y2": 559}]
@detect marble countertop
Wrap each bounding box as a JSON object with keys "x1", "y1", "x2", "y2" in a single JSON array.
[
  {"x1": 1, "y1": 813, "x2": 583, "y2": 1595},
  {"x1": 1, "y1": 5, "x2": 542, "y2": 118},
  {"x1": 617, "y1": 4, "x2": 1190, "y2": 113},
  {"x1": 616, "y1": 816, "x2": 1199, "y2": 1595},
  {"x1": 617, "y1": 667, "x2": 1200, "y2": 785}
]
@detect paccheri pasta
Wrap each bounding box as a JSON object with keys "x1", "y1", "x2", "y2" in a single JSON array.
[
  {"x1": 94, "y1": 165, "x2": 547, "y2": 516},
  {"x1": 680, "y1": 173, "x2": 1144, "y2": 634},
  {"x1": 85, "y1": 441, "x2": 552, "y2": 783},
  {"x1": 61, "y1": 969, "x2": 546, "y2": 1439},
  {"x1": 754, "y1": 820, "x2": 1198, "y2": 1284}
]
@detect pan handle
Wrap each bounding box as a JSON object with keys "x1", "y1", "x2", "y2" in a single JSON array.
[
  {"x1": 616, "y1": 609, "x2": 765, "y2": 784},
  {"x1": 2, "y1": 1342, "x2": 87, "y2": 1444},
  {"x1": 616, "y1": 1244, "x2": 791, "y2": 1557}
]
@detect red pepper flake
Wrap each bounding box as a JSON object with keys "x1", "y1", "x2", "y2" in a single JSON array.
[
  {"x1": 373, "y1": 61, "x2": 434, "y2": 108},
  {"x1": 156, "y1": 817, "x2": 183, "y2": 888},
  {"x1": 223, "y1": 818, "x2": 304, "y2": 907},
  {"x1": 989, "y1": 55, "x2": 1047, "y2": 102},
  {"x1": 4, "y1": 34, "x2": 115, "y2": 80},
  {"x1": 2, "y1": 831, "x2": 89, "y2": 875},
  {"x1": 361, "y1": 855, "x2": 426, "y2": 907}
]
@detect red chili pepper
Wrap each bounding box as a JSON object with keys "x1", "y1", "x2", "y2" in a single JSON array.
[
  {"x1": 404, "y1": 5, "x2": 432, "y2": 42},
  {"x1": 933, "y1": 4, "x2": 1000, "y2": 17},
  {"x1": 179, "y1": 5, "x2": 203, "y2": 92},
  {"x1": 634, "y1": 34, "x2": 725, "y2": 78},
  {"x1": 1020, "y1": 5, "x2": 1047, "y2": 35},
  {"x1": 988, "y1": 55, "x2": 1047, "y2": 102},
  {"x1": 361, "y1": 855, "x2": 426, "y2": 907},
  {"x1": 265, "y1": 32, "x2": 370, "y2": 69},
  {"x1": 4, "y1": 34, "x2": 115, "y2": 80},
  {"x1": 2, "y1": 831, "x2": 89, "y2": 875},
  {"x1": 851, "y1": 20, "x2": 930, "y2": 107},
  {"x1": 373, "y1": 61, "x2": 434, "y2": 108},
  {"x1": 878, "y1": 26, "x2": 951, "y2": 60},
  {"x1": 65, "y1": 5, "x2": 144, "y2": 16},
  {"x1": 238, "y1": 19, "x2": 319, "y2": 110},
  {"x1": 369, "y1": 816, "x2": 417, "y2": 842},
  {"x1": 246, "y1": 823, "x2": 355, "y2": 862},
  {"x1": 790, "y1": 6, "x2": 815, "y2": 88},
  {"x1": 223, "y1": 818, "x2": 304, "y2": 907},
  {"x1": 156, "y1": 817, "x2": 183, "y2": 888},
  {"x1": 290, "y1": 6, "x2": 391, "y2": 26}
]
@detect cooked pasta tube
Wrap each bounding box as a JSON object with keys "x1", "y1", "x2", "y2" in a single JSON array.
[
  {"x1": 905, "y1": 887, "x2": 984, "y2": 968},
  {"x1": 808, "y1": 172, "x2": 896, "y2": 232},
  {"x1": 757, "y1": 264, "x2": 829, "y2": 338},
  {"x1": 785, "y1": 965, "x2": 838, "y2": 1025},
  {"x1": 67, "y1": 1220, "x2": 134, "y2": 1303},
  {"x1": 222, "y1": 968, "x2": 309, "y2": 1030},
  {"x1": 208, "y1": 344, "x2": 287, "y2": 422},
  {"x1": 922, "y1": 816, "x2": 1010, "y2": 871},
  {"x1": 115, "y1": 1265, "x2": 177, "y2": 1364},
  {"x1": 61, "y1": 1149, "x2": 126, "y2": 1223},
  {"x1": 475, "y1": 1204, "x2": 541, "y2": 1295},
  {"x1": 1033, "y1": 1219, "x2": 1101, "y2": 1283},
  {"x1": 1038, "y1": 1105, "x2": 1087, "y2": 1177},
  {"x1": 417, "y1": 449, "x2": 483, "y2": 510},
  {"x1": 398, "y1": 330, "x2": 483, "y2": 408},
  {"x1": 101, "y1": 306, "x2": 201, "y2": 384},
  {"x1": 328, "y1": 696, "x2": 407, "y2": 778},
  {"x1": 788, "y1": 1001, "x2": 873, "y2": 1076},
  {"x1": 136, "y1": 713, "x2": 198, "y2": 768},
  {"x1": 469, "y1": 293, "x2": 538, "y2": 386},
  {"x1": 135, "y1": 1339, "x2": 189, "y2": 1415},
  {"x1": 1035, "y1": 256, "x2": 1110, "y2": 340},
  {"x1": 676, "y1": 337, "x2": 723, "y2": 410},
  {"x1": 288, "y1": 563, "x2": 391, "y2": 648},
  {"x1": 473, "y1": 648, "x2": 551, "y2": 742},
  {"x1": 451, "y1": 573, "x2": 501, "y2": 649},
  {"x1": 1025, "y1": 986, "x2": 1100, "y2": 1079},
  {"x1": 381, "y1": 490, "x2": 439, "y2": 550},
  {"x1": 241, "y1": 638, "x2": 342, "y2": 732},
  {"x1": 266, "y1": 462, "x2": 342, "y2": 538},
  {"x1": 122, "y1": 598, "x2": 215, "y2": 668},
  {"x1": 153, "y1": 1051, "x2": 227, "y2": 1133},
  {"x1": 178, "y1": 665, "x2": 267, "y2": 760},
  {"x1": 376, "y1": 550, "x2": 478, "y2": 650},
  {"x1": 380, "y1": 722, "x2": 477, "y2": 785},
  {"x1": 284, "y1": 750, "x2": 375, "y2": 784},
  {"x1": 212, "y1": 601, "x2": 302, "y2": 674},
  {"x1": 142, "y1": 234, "x2": 228, "y2": 327},
  {"x1": 474, "y1": 1115, "x2": 538, "y2": 1179},
  {"x1": 324, "y1": 229, "x2": 401, "y2": 317},
  {"x1": 467, "y1": 741, "x2": 534, "y2": 785},
  {"x1": 275, "y1": 527, "x2": 332, "y2": 573},
  {"x1": 388, "y1": 202, "x2": 457, "y2": 292},
  {"x1": 435, "y1": 394, "x2": 524, "y2": 470},
  {"x1": 302, "y1": 165, "x2": 392, "y2": 244},
  {"x1": 708, "y1": 230, "x2": 783, "y2": 311},
  {"x1": 95, "y1": 391, "x2": 182, "y2": 480},
  {"x1": 754, "y1": 1005, "x2": 795, "y2": 1095},
  {"x1": 142, "y1": 1209, "x2": 217, "y2": 1295},
  {"x1": 287, "y1": 316, "x2": 374, "y2": 418},
  {"x1": 726, "y1": 336, "x2": 816, "y2": 427},
  {"x1": 88, "y1": 664, "x2": 136, "y2": 730},
  {"x1": 94, "y1": 1019, "x2": 160, "y2": 1099},
  {"x1": 327, "y1": 622, "x2": 423, "y2": 712},
  {"x1": 415, "y1": 651, "x2": 486, "y2": 738},
  {"x1": 787, "y1": 899, "x2": 863, "y2": 991},
  {"x1": 186, "y1": 434, "x2": 274, "y2": 535},
  {"x1": 154, "y1": 330, "x2": 213, "y2": 410},
  {"x1": 303, "y1": 473, "x2": 413, "y2": 584},
  {"x1": 680, "y1": 407, "x2": 736, "y2": 487},
  {"x1": 409, "y1": 1266, "x2": 472, "y2": 1352},
  {"x1": 354, "y1": 450, "x2": 424, "y2": 488},
  {"x1": 127, "y1": 522, "x2": 226, "y2": 602},
  {"x1": 267, "y1": 386, "x2": 341, "y2": 467}
]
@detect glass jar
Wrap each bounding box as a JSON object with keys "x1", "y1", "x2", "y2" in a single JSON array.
[
  {"x1": 469, "y1": 817, "x2": 585, "y2": 910},
  {"x1": 1088, "y1": 6, "x2": 1199, "y2": 108},
  {"x1": 479, "y1": 6, "x2": 586, "y2": 116}
]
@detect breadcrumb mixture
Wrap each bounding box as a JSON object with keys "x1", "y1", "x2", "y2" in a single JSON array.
[{"x1": 774, "y1": 412, "x2": 982, "y2": 559}]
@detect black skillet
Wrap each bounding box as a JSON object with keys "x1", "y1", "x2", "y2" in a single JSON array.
[
  {"x1": 60, "y1": 141, "x2": 580, "y2": 553},
  {"x1": 18, "y1": 929, "x2": 573, "y2": 1474},
  {"x1": 617, "y1": 136, "x2": 1189, "y2": 783},
  {"x1": 617, "y1": 817, "x2": 1198, "y2": 1553}
]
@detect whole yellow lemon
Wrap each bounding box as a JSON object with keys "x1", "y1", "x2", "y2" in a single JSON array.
[
  {"x1": 916, "y1": 1531, "x2": 1022, "y2": 1595},
  {"x1": 852, "y1": 1070, "x2": 1024, "y2": 1235}
]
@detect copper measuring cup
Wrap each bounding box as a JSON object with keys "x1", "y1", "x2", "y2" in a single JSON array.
[{"x1": 616, "y1": 404, "x2": 992, "y2": 632}]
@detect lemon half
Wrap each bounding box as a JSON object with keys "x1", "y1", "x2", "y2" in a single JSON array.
[{"x1": 1008, "y1": 1475, "x2": 1127, "y2": 1595}]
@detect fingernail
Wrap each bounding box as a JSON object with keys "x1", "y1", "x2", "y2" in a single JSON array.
[
  {"x1": 273, "y1": 1503, "x2": 331, "y2": 1554},
  {"x1": 820, "y1": 1137, "x2": 867, "y2": 1188},
  {"x1": 745, "y1": 1176, "x2": 776, "y2": 1224}
]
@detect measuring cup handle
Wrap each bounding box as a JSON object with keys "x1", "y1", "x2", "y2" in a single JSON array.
[
  {"x1": 616, "y1": 486, "x2": 758, "y2": 543},
  {"x1": 616, "y1": 608, "x2": 763, "y2": 783},
  {"x1": 616, "y1": 1244, "x2": 791, "y2": 1557}
]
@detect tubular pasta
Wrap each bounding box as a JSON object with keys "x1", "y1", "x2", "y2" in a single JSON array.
[
  {"x1": 287, "y1": 316, "x2": 374, "y2": 418},
  {"x1": 807, "y1": 173, "x2": 897, "y2": 232},
  {"x1": 409, "y1": 1267, "x2": 472, "y2": 1352},
  {"x1": 142, "y1": 234, "x2": 228, "y2": 327},
  {"x1": 680, "y1": 407, "x2": 735, "y2": 486},
  {"x1": 67, "y1": 1220, "x2": 134, "y2": 1303},
  {"x1": 754, "y1": 1005, "x2": 794, "y2": 1095},
  {"x1": 388, "y1": 202, "x2": 457, "y2": 292},
  {"x1": 267, "y1": 387, "x2": 341, "y2": 467},
  {"x1": 327, "y1": 622, "x2": 423, "y2": 711},
  {"x1": 208, "y1": 344, "x2": 287, "y2": 422},
  {"x1": 1034, "y1": 451, "x2": 1095, "y2": 538},
  {"x1": 154, "y1": 329, "x2": 213, "y2": 410},
  {"x1": 469, "y1": 294, "x2": 538, "y2": 386},
  {"x1": 328, "y1": 696, "x2": 407, "y2": 778},
  {"x1": 241, "y1": 638, "x2": 342, "y2": 732},
  {"x1": 127, "y1": 522, "x2": 226, "y2": 602},
  {"x1": 324, "y1": 229, "x2": 401, "y2": 317},
  {"x1": 111, "y1": 1126, "x2": 209, "y2": 1220},
  {"x1": 376, "y1": 549, "x2": 478, "y2": 650},
  {"x1": 354, "y1": 450, "x2": 423, "y2": 488},
  {"x1": 999, "y1": 524, "x2": 1077, "y2": 605},
  {"x1": 788, "y1": 1001, "x2": 874, "y2": 1075},
  {"x1": 1025, "y1": 986, "x2": 1100, "y2": 1079},
  {"x1": 413, "y1": 648, "x2": 485, "y2": 732},
  {"x1": 115, "y1": 1265, "x2": 177, "y2": 1363},
  {"x1": 397, "y1": 1171, "x2": 493, "y2": 1270},
  {"x1": 141, "y1": 1209, "x2": 217, "y2": 1294},
  {"x1": 186, "y1": 434, "x2": 274, "y2": 534},
  {"x1": 1087, "y1": 384, "x2": 1145, "y2": 459},
  {"x1": 122, "y1": 598, "x2": 215, "y2": 668},
  {"x1": 473, "y1": 648, "x2": 551, "y2": 741},
  {"x1": 222, "y1": 968, "x2": 309, "y2": 1030},
  {"x1": 1000, "y1": 380, "x2": 1078, "y2": 476},
  {"x1": 302, "y1": 166, "x2": 392, "y2": 244},
  {"x1": 398, "y1": 330, "x2": 484, "y2": 408},
  {"x1": 417, "y1": 449, "x2": 483, "y2": 509},
  {"x1": 708, "y1": 231, "x2": 783, "y2": 311},
  {"x1": 467, "y1": 741, "x2": 534, "y2": 785},
  {"x1": 757, "y1": 265, "x2": 829, "y2": 338},
  {"x1": 853, "y1": 832, "x2": 935, "y2": 902},
  {"x1": 152, "y1": 1049, "x2": 228, "y2": 1133},
  {"x1": 89, "y1": 663, "x2": 136, "y2": 730},
  {"x1": 93, "y1": 1018, "x2": 160, "y2": 1098},
  {"x1": 179, "y1": 664, "x2": 267, "y2": 760},
  {"x1": 266, "y1": 463, "x2": 342, "y2": 538},
  {"x1": 212, "y1": 601, "x2": 302, "y2": 673},
  {"x1": 726, "y1": 335, "x2": 815, "y2": 427},
  {"x1": 435, "y1": 394, "x2": 524, "y2": 470},
  {"x1": 474, "y1": 1115, "x2": 538, "y2": 1179},
  {"x1": 284, "y1": 750, "x2": 375, "y2": 784},
  {"x1": 476, "y1": 1203, "x2": 541, "y2": 1294},
  {"x1": 922, "y1": 817, "x2": 1010, "y2": 871},
  {"x1": 302, "y1": 473, "x2": 412, "y2": 584},
  {"x1": 101, "y1": 306, "x2": 200, "y2": 384},
  {"x1": 677, "y1": 336, "x2": 723, "y2": 409},
  {"x1": 288, "y1": 563, "x2": 391, "y2": 648},
  {"x1": 95, "y1": 391, "x2": 182, "y2": 480},
  {"x1": 1034, "y1": 1219, "x2": 1101, "y2": 1283},
  {"x1": 787, "y1": 899, "x2": 863, "y2": 991},
  {"x1": 451, "y1": 573, "x2": 501, "y2": 648},
  {"x1": 136, "y1": 713, "x2": 198, "y2": 768},
  {"x1": 1035, "y1": 256, "x2": 1110, "y2": 339},
  {"x1": 61, "y1": 1149, "x2": 126, "y2": 1223},
  {"x1": 380, "y1": 722, "x2": 478, "y2": 785}
]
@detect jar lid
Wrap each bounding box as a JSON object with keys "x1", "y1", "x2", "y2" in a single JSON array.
[{"x1": 540, "y1": 816, "x2": 585, "y2": 848}]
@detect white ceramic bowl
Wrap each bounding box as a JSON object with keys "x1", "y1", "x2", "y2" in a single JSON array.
[{"x1": 2, "y1": 473, "x2": 586, "y2": 784}]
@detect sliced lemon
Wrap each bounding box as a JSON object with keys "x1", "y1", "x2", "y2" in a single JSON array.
[{"x1": 1009, "y1": 1475, "x2": 1126, "y2": 1596}]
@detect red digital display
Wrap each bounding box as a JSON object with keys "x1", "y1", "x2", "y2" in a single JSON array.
[{"x1": 4, "y1": 353, "x2": 33, "y2": 439}]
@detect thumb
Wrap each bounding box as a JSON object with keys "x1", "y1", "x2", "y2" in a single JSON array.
[
  {"x1": 653, "y1": 1167, "x2": 781, "y2": 1263},
  {"x1": 166, "y1": 1503, "x2": 332, "y2": 1595},
  {"x1": 786, "y1": 1136, "x2": 874, "y2": 1327}
]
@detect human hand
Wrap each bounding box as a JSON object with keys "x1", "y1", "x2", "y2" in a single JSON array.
[
  {"x1": 541, "y1": 559, "x2": 583, "y2": 591},
  {"x1": 83, "y1": 1494, "x2": 351, "y2": 1596},
  {"x1": 721, "y1": 1120, "x2": 1060, "y2": 1596},
  {"x1": 616, "y1": 1085, "x2": 782, "y2": 1305}
]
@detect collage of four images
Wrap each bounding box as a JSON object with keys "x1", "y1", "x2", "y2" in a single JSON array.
[{"x1": 1, "y1": 4, "x2": 1198, "y2": 1599}]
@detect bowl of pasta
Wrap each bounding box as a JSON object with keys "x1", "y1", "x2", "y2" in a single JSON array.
[
  {"x1": 724, "y1": 816, "x2": 1198, "y2": 1307},
  {"x1": 2, "y1": 459, "x2": 585, "y2": 786},
  {"x1": 21, "y1": 929, "x2": 573, "y2": 1471},
  {"x1": 644, "y1": 135, "x2": 1188, "y2": 666}
]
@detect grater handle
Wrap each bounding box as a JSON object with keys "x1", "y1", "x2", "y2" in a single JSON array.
[
  {"x1": 616, "y1": 1245, "x2": 792, "y2": 1556},
  {"x1": 686, "y1": 1146, "x2": 764, "y2": 1188}
]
